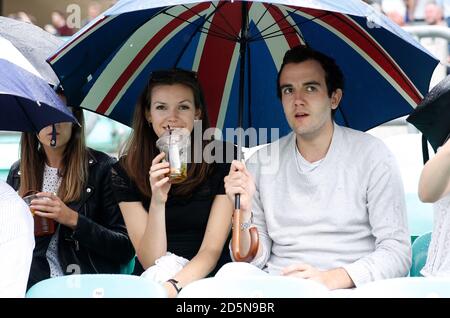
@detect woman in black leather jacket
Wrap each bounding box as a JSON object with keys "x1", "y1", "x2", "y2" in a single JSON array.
[{"x1": 7, "y1": 105, "x2": 134, "y2": 290}]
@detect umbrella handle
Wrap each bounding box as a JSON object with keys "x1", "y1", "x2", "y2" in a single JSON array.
[{"x1": 231, "y1": 208, "x2": 259, "y2": 262}]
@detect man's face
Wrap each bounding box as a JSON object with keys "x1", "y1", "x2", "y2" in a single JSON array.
[{"x1": 279, "y1": 60, "x2": 341, "y2": 139}]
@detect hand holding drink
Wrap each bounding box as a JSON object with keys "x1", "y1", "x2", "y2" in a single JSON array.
[
  {"x1": 23, "y1": 192, "x2": 55, "y2": 237},
  {"x1": 156, "y1": 127, "x2": 190, "y2": 184},
  {"x1": 23, "y1": 191, "x2": 79, "y2": 234}
]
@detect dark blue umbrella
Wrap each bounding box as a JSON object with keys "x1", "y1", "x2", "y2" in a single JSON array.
[
  {"x1": 0, "y1": 36, "x2": 77, "y2": 133},
  {"x1": 48, "y1": 0, "x2": 437, "y2": 144}
]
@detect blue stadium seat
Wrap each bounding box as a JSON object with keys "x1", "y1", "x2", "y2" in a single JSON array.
[
  {"x1": 410, "y1": 232, "x2": 432, "y2": 277},
  {"x1": 26, "y1": 274, "x2": 167, "y2": 298},
  {"x1": 120, "y1": 255, "x2": 136, "y2": 275},
  {"x1": 405, "y1": 193, "x2": 433, "y2": 240},
  {"x1": 178, "y1": 276, "x2": 329, "y2": 298},
  {"x1": 355, "y1": 277, "x2": 450, "y2": 298}
]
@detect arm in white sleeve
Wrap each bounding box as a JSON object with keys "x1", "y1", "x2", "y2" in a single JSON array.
[
  {"x1": 0, "y1": 188, "x2": 34, "y2": 298},
  {"x1": 343, "y1": 147, "x2": 411, "y2": 286},
  {"x1": 246, "y1": 155, "x2": 272, "y2": 268}
]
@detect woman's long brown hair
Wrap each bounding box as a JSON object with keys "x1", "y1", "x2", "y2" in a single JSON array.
[
  {"x1": 121, "y1": 69, "x2": 213, "y2": 198},
  {"x1": 18, "y1": 108, "x2": 88, "y2": 203}
]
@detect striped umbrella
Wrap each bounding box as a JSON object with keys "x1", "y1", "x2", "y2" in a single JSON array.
[
  {"x1": 48, "y1": 0, "x2": 438, "y2": 145},
  {"x1": 47, "y1": 0, "x2": 439, "y2": 262}
]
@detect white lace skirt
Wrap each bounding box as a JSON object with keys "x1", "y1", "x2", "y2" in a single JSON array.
[{"x1": 421, "y1": 194, "x2": 450, "y2": 277}]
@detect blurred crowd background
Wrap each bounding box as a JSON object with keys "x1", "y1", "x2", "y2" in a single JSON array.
[{"x1": 2, "y1": 0, "x2": 116, "y2": 36}]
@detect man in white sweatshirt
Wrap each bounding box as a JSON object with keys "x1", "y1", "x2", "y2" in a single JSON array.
[
  {"x1": 223, "y1": 45, "x2": 411, "y2": 290},
  {"x1": 0, "y1": 180, "x2": 34, "y2": 297}
]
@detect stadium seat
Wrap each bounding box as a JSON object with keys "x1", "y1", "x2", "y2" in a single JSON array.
[
  {"x1": 178, "y1": 275, "x2": 329, "y2": 298},
  {"x1": 26, "y1": 274, "x2": 167, "y2": 298},
  {"x1": 355, "y1": 277, "x2": 450, "y2": 298},
  {"x1": 410, "y1": 232, "x2": 432, "y2": 277}
]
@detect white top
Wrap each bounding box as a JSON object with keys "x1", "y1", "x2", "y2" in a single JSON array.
[
  {"x1": 245, "y1": 123, "x2": 411, "y2": 286},
  {"x1": 0, "y1": 180, "x2": 34, "y2": 297},
  {"x1": 42, "y1": 164, "x2": 64, "y2": 277},
  {"x1": 421, "y1": 193, "x2": 450, "y2": 277},
  {"x1": 295, "y1": 146, "x2": 323, "y2": 173}
]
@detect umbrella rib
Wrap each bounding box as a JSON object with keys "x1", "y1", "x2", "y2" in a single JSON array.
[
  {"x1": 250, "y1": 11, "x2": 330, "y2": 43},
  {"x1": 275, "y1": 11, "x2": 331, "y2": 36},
  {"x1": 246, "y1": 41, "x2": 253, "y2": 131},
  {"x1": 179, "y1": 3, "x2": 238, "y2": 39},
  {"x1": 254, "y1": 8, "x2": 331, "y2": 43},
  {"x1": 208, "y1": 1, "x2": 241, "y2": 41},
  {"x1": 173, "y1": 6, "x2": 219, "y2": 66},
  {"x1": 252, "y1": 7, "x2": 304, "y2": 38},
  {"x1": 162, "y1": 11, "x2": 236, "y2": 40},
  {"x1": 14, "y1": 96, "x2": 38, "y2": 132},
  {"x1": 162, "y1": 9, "x2": 238, "y2": 41},
  {"x1": 195, "y1": 28, "x2": 239, "y2": 42},
  {"x1": 251, "y1": 29, "x2": 304, "y2": 42},
  {"x1": 252, "y1": 3, "x2": 272, "y2": 31}
]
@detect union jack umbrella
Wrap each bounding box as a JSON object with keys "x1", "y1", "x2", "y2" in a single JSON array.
[{"x1": 48, "y1": 0, "x2": 438, "y2": 143}]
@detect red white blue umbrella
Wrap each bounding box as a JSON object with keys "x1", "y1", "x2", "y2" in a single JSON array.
[
  {"x1": 47, "y1": 0, "x2": 439, "y2": 262},
  {"x1": 48, "y1": 0, "x2": 438, "y2": 143}
]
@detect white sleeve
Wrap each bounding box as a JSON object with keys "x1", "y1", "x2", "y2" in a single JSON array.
[
  {"x1": 248, "y1": 178, "x2": 272, "y2": 269},
  {"x1": 0, "y1": 233, "x2": 34, "y2": 297},
  {"x1": 246, "y1": 156, "x2": 272, "y2": 269},
  {"x1": 228, "y1": 155, "x2": 273, "y2": 268},
  {"x1": 343, "y1": 147, "x2": 411, "y2": 286},
  {"x1": 0, "y1": 185, "x2": 35, "y2": 298}
]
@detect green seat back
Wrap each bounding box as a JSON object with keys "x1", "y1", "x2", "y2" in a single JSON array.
[
  {"x1": 410, "y1": 232, "x2": 432, "y2": 277},
  {"x1": 120, "y1": 255, "x2": 136, "y2": 275}
]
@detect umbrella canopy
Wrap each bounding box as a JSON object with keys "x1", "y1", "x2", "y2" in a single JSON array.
[
  {"x1": 407, "y1": 75, "x2": 450, "y2": 153},
  {"x1": 0, "y1": 16, "x2": 64, "y2": 86},
  {"x1": 0, "y1": 36, "x2": 77, "y2": 133},
  {"x1": 48, "y1": 0, "x2": 438, "y2": 144}
]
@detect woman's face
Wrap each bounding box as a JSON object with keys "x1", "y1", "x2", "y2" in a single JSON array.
[
  {"x1": 38, "y1": 95, "x2": 74, "y2": 150},
  {"x1": 37, "y1": 121, "x2": 73, "y2": 149},
  {"x1": 146, "y1": 84, "x2": 201, "y2": 138}
]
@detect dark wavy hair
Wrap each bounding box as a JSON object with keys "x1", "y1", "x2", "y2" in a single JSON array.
[{"x1": 277, "y1": 45, "x2": 345, "y2": 116}]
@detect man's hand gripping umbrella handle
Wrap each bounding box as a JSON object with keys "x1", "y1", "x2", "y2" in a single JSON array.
[{"x1": 231, "y1": 194, "x2": 259, "y2": 262}]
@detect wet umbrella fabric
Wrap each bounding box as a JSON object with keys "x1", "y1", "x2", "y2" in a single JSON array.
[
  {"x1": 0, "y1": 16, "x2": 64, "y2": 86},
  {"x1": 0, "y1": 36, "x2": 77, "y2": 133}
]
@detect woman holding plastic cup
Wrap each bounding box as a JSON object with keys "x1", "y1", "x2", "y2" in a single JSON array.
[
  {"x1": 7, "y1": 91, "x2": 134, "y2": 290},
  {"x1": 111, "y1": 68, "x2": 235, "y2": 297}
]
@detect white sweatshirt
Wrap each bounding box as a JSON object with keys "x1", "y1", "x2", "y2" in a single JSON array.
[
  {"x1": 246, "y1": 123, "x2": 411, "y2": 286},
  {"x1": 0, "y1": 180, "x2": 34, "y2": 297}
]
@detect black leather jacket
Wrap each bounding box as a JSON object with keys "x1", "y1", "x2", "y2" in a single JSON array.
[{"x1": 7, "y1": 148, "x2": 135, "y2": 289}]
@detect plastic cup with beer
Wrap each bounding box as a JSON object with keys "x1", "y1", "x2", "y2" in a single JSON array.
[
  {"x1": 156, "y1": 127, "x2": 190, "y2": 184},
  {"x1": 23, "y1": 191, "x2": 56, "y2": 237}
]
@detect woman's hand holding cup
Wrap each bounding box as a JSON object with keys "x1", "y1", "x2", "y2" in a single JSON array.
[{"x1": 149, "y1": 152, "x2": 172, "y2": 205}]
